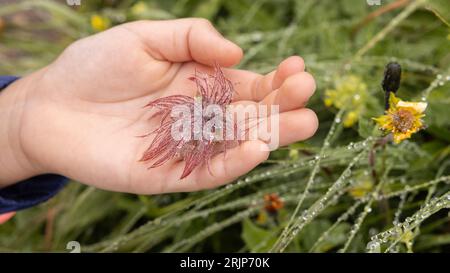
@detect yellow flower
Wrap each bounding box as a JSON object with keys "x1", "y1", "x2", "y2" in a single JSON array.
[
  {"x1": 131, "y1": 1, "x2": 148, "y2": 16},
  {"x1": 343, "y1": 111, "x2": 358, "y2": 128},
  {"x1": 324, "y1": 75, "x2": 368, "y2": 127},
  {"x1": 256, "y1": 211, "x2": 268, "y2": 225},
  {"x1": 373, "y1": 93, "x2": 427, "y2": 144},
  {"x1": 288, "y1": 149, "x2": 299, "y2": 160},
  {"x1": 349, "y1": 179, "x2": 373, "y2": 199},
  {"x1": 90, "y1": 14, "x2": 110, "y2": 32}
]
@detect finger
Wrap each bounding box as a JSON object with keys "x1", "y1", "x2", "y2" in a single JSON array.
[
  {"x1": 123, "y1": 18, "x2": 243, "y2": 67},
  {"x1": 224, "y1": 100, "x2": 318, "y2": 148},
  {"x1": 276, "y1": 108, "x2": 319, "y2": 147},
  {"x1": 165, "y1": 140, "x2": 270, "y2": 192},
  {"x1": 272, "y1": 56, "x2": 305, "y2": 89},
  {"x1": 259, "y1": 71, "x2": 316, "y2": 113},
  {"x1": 227, "y1": 56, "x2": 305, "y2": 101},
  {"x1": 229, "y1": 103, "x2": 318, "y2": 148},
  {"x1": 226, "y1": 69, "x2": 274, "y2": 102}
]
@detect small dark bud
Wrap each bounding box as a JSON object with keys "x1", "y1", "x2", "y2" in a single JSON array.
[
  {"x1": 382, "y1": 62, "x2": 402, "y2": 93},
  {"x1": 382, "y1": 62, "x2": 402, "y2": 110}
]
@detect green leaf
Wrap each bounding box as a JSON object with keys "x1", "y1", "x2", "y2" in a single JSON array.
[
  {"x1": 299, "y1": 220, "x2": 350, "y2": 252},
  {"x1": 426, "y1": 86, "x2": 450, "y2": 127},
  {"x1": 425, "y1": 0, "x2": 450, "y2": 26},
  {"x1": 193, "y1": 0, "x2": 222, "y2": 19},
  {"x1": 241, "y1": 218, "x2": 277, "y2": 252},
  {"x1": 358, "y1": 117, "x2": 375, "y2": 138},
  {"x1": 307, "y1": 221, "x2": 351, "y2": 252}
]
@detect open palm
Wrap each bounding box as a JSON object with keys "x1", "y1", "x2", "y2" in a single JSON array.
[{"x1": 21, "y1": 19, "x2": 318, "y2": 194}]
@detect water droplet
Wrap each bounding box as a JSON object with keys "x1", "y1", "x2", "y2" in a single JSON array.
[
  {"x1": 347, "y1": 142, "x2": 354, "y2": 150},
  {"x1": 252, "y1": 33, "x2": 263, "y2": 42},
  {"x1": 369, "y1": 228, "x2": 378, "y2": 237},
  {"x1": 367, "y1": 241, "x2": 381, "y2": 253}
]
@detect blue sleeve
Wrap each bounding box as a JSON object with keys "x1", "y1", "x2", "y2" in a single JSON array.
[
  {"x1": 0, "y1": 76, "x2": 20, "y2": 89},
  {"x1": 0, "y1": 76, "x2": 68, "y2": 214}
]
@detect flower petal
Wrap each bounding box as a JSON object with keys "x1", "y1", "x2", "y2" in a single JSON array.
[{"x1": 397, "y1": 101, "x2": 427, "y2": 113}]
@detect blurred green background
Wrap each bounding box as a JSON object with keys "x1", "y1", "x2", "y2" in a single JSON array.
[{"x1": 0, "y1": 0, "x2": 449, "y2": 253}]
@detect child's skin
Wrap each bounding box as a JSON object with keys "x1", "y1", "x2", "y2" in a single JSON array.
[{"x1": 0, "y1": 18, "x2": 318, "y2": 195}]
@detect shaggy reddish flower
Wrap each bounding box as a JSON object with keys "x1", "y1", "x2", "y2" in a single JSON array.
[
  {"x1": 139, "y1": 64, "x2": 240, "y2": 179},
  {"x1": 264, "y1": 193, "x2": 284, "y2": 213}
]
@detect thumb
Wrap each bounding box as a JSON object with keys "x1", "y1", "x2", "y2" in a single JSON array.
[{"x1": 123, "y1": 18, "x2": 243, "y2": 67}]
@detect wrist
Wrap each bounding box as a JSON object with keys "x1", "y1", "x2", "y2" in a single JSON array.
[{"x1": 0, "y1": 71, "x2": 46, "y2": 188}]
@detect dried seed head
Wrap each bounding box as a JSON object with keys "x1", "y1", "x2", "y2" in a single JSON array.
[{"x1": 139, "y1": 64, "x2": 239, "y2": 179}]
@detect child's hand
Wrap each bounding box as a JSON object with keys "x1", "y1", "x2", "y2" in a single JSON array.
[{"x1": 0, "y1": 18, "x2": 317, "y2": 194}]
